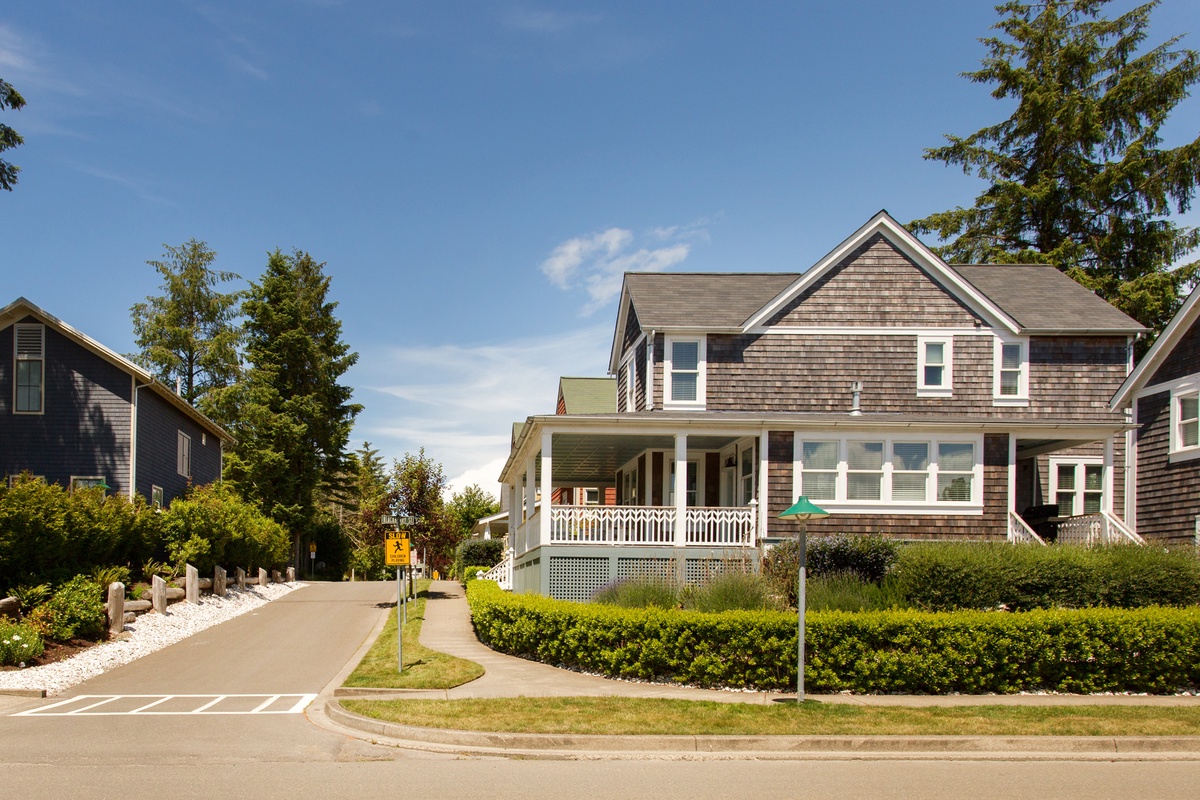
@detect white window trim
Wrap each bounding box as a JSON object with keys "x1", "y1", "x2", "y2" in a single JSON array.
[
  {"x1": 151, "y1": 484, "x2": 165, "y2": 510},
  {"x1": 993, "y1": 336, "x2": 1030, "y2": 406},
  {"x1": 70, "y1": 475, "x2": 107, "y2": 495},
  {"x1": 13, "y1": 323, "x2": 46, "y2": 416},
  {"x1": 792, "y1": 432, "x2": 984, "y2": 514},
  {"x1": 1170, "y1": 385, "x2": 1200, "y2": 463},
  {"x1": 917, "y1": 335, "x2": 953, "y2": 397},
  {"x1": 177, "y1": 431, "x2": 192, "y2": 478},
  {"x1": 663, "y1": 335, "x2": 707, "y2": 410},
  {"x1": 1048, "y1": 456, "x2": 1105, "y2": 517},
  {"x1": 620, "y1": 351, "x2": 636, "y2": 413}
]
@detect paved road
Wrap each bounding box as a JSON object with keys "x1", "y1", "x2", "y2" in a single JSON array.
[{"x1": 1, "y1": 581, "x2": 1198, "y2": 799}]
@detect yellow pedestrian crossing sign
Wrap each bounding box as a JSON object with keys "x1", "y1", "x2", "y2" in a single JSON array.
[{"x1": 384, "y1": 531, "x2": 411, "y2": 566}]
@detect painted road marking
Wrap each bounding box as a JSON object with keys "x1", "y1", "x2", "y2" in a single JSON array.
[{"x1": 13, "y1": 693, "x2": 318, "y2": 716}]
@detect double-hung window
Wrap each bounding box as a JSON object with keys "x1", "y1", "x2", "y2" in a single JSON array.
[
  {"x1": 1050, "y1": 459, "x2": 1104, "y2": 516},
  {"x1": 14, "y1": 323, "x2": 45, "y2": 414},
  {"x1": 846, "y1": 441, "x2": 884, "y2": 500},
  {"x1": 936, "y1": 442, "x2": 975, "y2": 502},
  {"x1": 891, "y1": 442, "x2": 929, "y2": 501},
  {"x1": 917, "y1": 336, "x2": 952, "y2": 397},
  {"x1": 664, "y1": 336, "x2": 705, "y2": 408},
  {"x1": 994, "y1": 337, "x2": 1029, "y2": 404},
  {"x1": 1176, "y1": 392, "x2": 1200, "y2": 453},
  {"x1": 799, "y1": 441, "x2": 838, "y2": 501}
]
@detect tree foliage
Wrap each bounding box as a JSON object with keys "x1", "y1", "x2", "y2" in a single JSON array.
[
  {"x1": 0, "y1": 76, "x2": 24, "y2": 191},
  {"x1": 224, "y1": 249, "x2": 361, "y2": 543},
  {"x1": 390, "y1": 449, "x2": 461, "y2": 574},
  {"x1": 910, "y1": 0, "x2": 1200, "y2": 339},
  {"x1": 446, "y1": 483, "x2": 500, "y2": 539},
  {"x1": 130, "y1": 239, "x2": 243, "y2": 422}
]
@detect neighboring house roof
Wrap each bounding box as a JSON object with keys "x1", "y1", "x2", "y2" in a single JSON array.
[
  {"x1": 608, "y1": 210, "x2": 1143, "y2": 373},
  {"x1": 0, "y1": 296, "x2": 234, "y2": 443},
  {"x1": 950, "y1": 265, "x2": 1143, "y2": 335},
  {"x1": 1111, "y1": 285, "x2": 1200, "y2": 409},
  {"x1": 511, "y1": 422, "x2": 526, "y2": 450},
  {"x1": 557, "y1": 377, "x2": 617, "y2": 414}
]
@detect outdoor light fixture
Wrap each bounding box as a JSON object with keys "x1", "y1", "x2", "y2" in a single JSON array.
[{"x1": 778, "y1": 495, "x2": 830, "y2": 702}]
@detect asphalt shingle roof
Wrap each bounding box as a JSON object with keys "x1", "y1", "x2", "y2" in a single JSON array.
[
  {"x1": 951, "y1": 264, "x2": 1143, "y2": 333},
  {"x1": 624, "y1": 272, "x2": 798, "y2": 328},
  {"x1": 558, "y1": 377, "x2": 617, "y2": 414}
]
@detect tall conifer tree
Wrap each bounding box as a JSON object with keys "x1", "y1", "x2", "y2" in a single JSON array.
[
  {"x1": 911, "y1": 0, "x2": 1200, "y2": 339},
  {"x1": 0, "y1": 76, "x2": 24, "y2": 191}
]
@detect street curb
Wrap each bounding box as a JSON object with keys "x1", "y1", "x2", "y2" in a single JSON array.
[{"x1": 324, "y1": 698, "x2": 1200, "y2": 760}]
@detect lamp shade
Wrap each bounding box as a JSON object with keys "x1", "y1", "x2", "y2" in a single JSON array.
[{"x1": 778, "y1": 495, "x2": 829, "y2": 520}]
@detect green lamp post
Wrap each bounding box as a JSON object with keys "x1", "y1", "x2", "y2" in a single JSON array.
[{"x1": 778, "y1": 495, "x2": 829, "y2": 702}]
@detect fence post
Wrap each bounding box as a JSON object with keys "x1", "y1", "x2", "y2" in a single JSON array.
[
  {"x1": 286, "y1": 566, "x2": 296, "y2": 583},
  {"x1": 107, "y1": 582, "x2": 125, "y2": 636},
  {"x1": 214, "y1": 565, "x2": 227, "y2": 597},
  {"x1": 259, "y1": 567, "x2": 269, "y2": 587},
  {"x1": 271, "y1": 569, "x2": 282, "y2": 584},
  {"x1": 236, "y1": 567, "x2": 246, "y2": 590},
  {"x1": 185, "y1": 564, "x2": 199, "y2": 604},
  {"x1": 151, "y1": 575, "x2": 168, "y2": 614}
]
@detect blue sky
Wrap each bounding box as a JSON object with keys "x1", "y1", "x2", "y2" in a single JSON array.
[{"x1": 3, "y1": 1, "x2": 1198, "y2": 496}]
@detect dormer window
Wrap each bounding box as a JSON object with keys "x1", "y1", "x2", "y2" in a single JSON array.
[
  {"x1": 664, "y1": 335, "x2": 706, "y2": 409},
  {"x1": 14, "y1": 323, "x2": 45, "y2": 414}
]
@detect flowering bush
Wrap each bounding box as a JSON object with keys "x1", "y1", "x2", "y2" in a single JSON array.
[{"x1": 0, "y1": 620, "x2": 45, "y2": 666}]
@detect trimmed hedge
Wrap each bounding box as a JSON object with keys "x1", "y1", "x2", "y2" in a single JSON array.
[{"x1": 467, "y1": 580, "x2": 1200, "y2": 694}]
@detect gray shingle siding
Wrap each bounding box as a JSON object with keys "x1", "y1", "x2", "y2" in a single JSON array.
[
  {"x1": 1134, "y1": 391, "x2": 1199, "y2": 544},
  {"x1": 0, "y1": 321, "x2": 132, "y2": 493},
  {"x1": 135, "y1": 388, "x2": 221, "y2": 506}
]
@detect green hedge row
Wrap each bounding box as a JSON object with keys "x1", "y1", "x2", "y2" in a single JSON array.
[{"x1": 467, "y1": 580, "x2": 1200, "y2": 694}]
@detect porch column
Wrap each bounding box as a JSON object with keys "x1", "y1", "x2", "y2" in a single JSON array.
[
  {"x1": 758, "y1": 429, "x2": 769, "y2": 544},
  {"x1": 1103, "y1": 436, "x2": 1114, "y2": 514},
  {"x1": 524, "y1": 457, "x2": 536, "y2": 525},
  {"x1": 674, "y1": 433, "x2": 688, "y2": 547},
  {"x1": 540, "y1": 431, "x2": 553, "y2": 546},
  {"x1": 1007, "y1": 435, "x2": 1017, "y2": 513}
]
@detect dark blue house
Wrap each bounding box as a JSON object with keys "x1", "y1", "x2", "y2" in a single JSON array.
[{"x1": 0, "y1": 297, "x2": 230, "y2": 506}]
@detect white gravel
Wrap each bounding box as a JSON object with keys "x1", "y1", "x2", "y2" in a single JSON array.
[{"x1": 0, "y1": 582, "x2": 302, "y2": 696}]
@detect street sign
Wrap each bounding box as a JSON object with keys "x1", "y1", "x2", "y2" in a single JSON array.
[
  {"x1": 384, "y1": 531, "x2": 411, "y2": 566},
  {"x1": 309, "y1": 543, "x2": 317, "y2": 552}
]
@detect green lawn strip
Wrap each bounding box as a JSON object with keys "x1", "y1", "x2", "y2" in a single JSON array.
[
  {"x1": 342, "y1": 583, "x2": 484, "y2": 690},
  {"x1": 340, "y1": 696, "x2": 1200, "y2": 737}
]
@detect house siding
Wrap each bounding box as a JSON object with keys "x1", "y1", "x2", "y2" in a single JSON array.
[
  {"x1": 1134, "y1": 391, "x2": 1200, "y2": 543},
  {"x1": 0, "y1": 321, "x2": 132, "y2": 494},
  {"x1": 1147, "y1": 321, "x2": 1200, "y2": 386},
  {"x1": 766, "y1": 431, "x2": 1009, "y2": 540},
  {"x1": 135, "y1": 388, "x2": 222, "y2": 506}
]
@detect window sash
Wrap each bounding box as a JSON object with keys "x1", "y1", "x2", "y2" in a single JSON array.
[
  {"x1": 177, "y1": 432, "x2": 191, "y2": 478},
  {"x1": 15, "y1": 359, "x2": 43, "y2": 413},
  {"x1": 799, "y1": 437, "x2": 978, "y2": 505},
  {"x1": 666, "y1": 338, "x2": 703, "y2": 405},
  {"x1": 998, "y1": 342, "x2": 1026, "y2": 398},
  {"x1": 1179, "y1": 394, "x2": 1199, "y2": 449}
]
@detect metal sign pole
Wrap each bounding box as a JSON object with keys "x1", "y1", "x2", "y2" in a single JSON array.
[{"x1": 396, "y1": 566, "x2": 403, "y2": 674}]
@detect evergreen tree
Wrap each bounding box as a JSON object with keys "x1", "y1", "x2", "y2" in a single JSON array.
[
  {"x1": 1, "y1": 76, "x2": 26, "y2": 191},
  {"x1": 910, "y1": 0, "x2": 1200, "y2": 339},
  {"x1": 130, "y1": 239, "x2": 243, "y2": 422},
  {"x1": 224, "y1": 249, "x2": 361, "y2": 555}
]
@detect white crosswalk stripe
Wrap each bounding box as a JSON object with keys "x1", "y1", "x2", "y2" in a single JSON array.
[{"x1": 13, "y1": 693, "x2": 318, "y2": 716}]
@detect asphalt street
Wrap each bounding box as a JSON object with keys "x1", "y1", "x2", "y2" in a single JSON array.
[{"x1": 1, "y1": 581, "x2": 1198, "y2": 800}]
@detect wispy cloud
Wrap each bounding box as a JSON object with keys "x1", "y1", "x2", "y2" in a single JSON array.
[
  {"x1": 352, "y1": 325, "x2": 612, "y2": 498},
  {"x1": 0, "y1": 24, "x2": 36, "y2": 72},
  {"x1": 72, "y1": 164, "x2": 175, "y2": 205},
  {"x1": 540, "y1": 221, "x2": 709, "y2": 314},
  {"x1": 502, "y1": 8, "x2": 603, "y2": 34}
]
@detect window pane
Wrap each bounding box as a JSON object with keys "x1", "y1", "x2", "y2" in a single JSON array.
[
  {"x1": 938, "y1": 474, "x2": 973, "y2": 502},
  {"x1": 16, "y1": 360, "x2": 42, "y2": 412},
  {"x1": 938, "y1": 442, "x2": 974, "y2": 472},
  {"x1": 847, "y1": 441, "x2": 883, "y2": 470},
  {"x1": 1084, "y1": 492, "x2": 1102, "y2": 514},
  {"x1": 848, "y1": 473, "x2": 882, "y2": 500},
  {"x1": 924, "y1": 365, "x2": 944, "y2": 387},
  {"x1": 893, "y1": 473, "x2": 927, "y2": 501},
  {"x1": 1184, "y1": 419, "x2": 1199, "y2": 448},
  {"x1": 1056, "y1": 464, "x2": 1075, "y2": 491},
  {"x1": 1002, "y1": 343, "x2": 1022, "y2": 370},
  {"x1": 672, "y1": 341, "x2": 699, "y2": 371},
  {"x1": 925, "y1": 342, "x2": 944, "y2": 365},
  {"x1": 802, "y1": 441, "x2": 837, "y2": 470},
  {"x1": 671, "y1": 372, "x2": 697, "y2": 401},
  {"x1": 1000, "y1": 370, "x2": 1020, "y2": 396},
  {"x1": 802, "y1": 472, "x2": 836, "y2": 500},
  {"x1": 893, "y1": 442, "x2": 929, "y2": 471},
  {"x1": 1084, "y1": 466, "x2": 1103, "y2": 491},
  {"x1": 1056, "y1": 492, "x2": 1074, "y2": 516},
  {"x1": 1182, "y1": 395, "x2": 1199, "y2": 422}
]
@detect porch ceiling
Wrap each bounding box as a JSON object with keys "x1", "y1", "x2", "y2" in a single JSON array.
[{"x1": 542, "y1": 432, "x2": 743, "y2": 486}]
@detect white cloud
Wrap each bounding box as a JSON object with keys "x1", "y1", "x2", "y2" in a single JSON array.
[
  {"x1": 503, "y1": 9, "x2": 602, "y2": 34},
  {"x1": 0, "y1": 25, "x2": 35, "y2": 72},
  {"x1": 541, "y1": 221, "x2": 708, "y2": 313},
  {"x1": 351, "y1": 324, "x2": 611, "y2": 498}
]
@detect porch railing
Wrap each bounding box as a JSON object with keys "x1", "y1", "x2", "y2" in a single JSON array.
[
  {"x1": 1007, "y1": 510, "x2": 1046, "y2": 545},
  {"x1": 513, "y1": 509, "x2": 540, "y2": 556},
  {"x1": 1056, "y1": 511, "x2": 1145, "y2": 546},
  {"x1": 543, "y1": 505, "x2": 756, "y2": 547},
  {"x1": 479, "y1": 549, "x2": 513, "y2": 590}
]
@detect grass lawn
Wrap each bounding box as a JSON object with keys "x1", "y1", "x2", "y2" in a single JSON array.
[
  {"x1": 340, "y1": 696, "x2": 1200, "y2": 737},
  {"x1": 342, "y1": 582, "x2": 484, "y2": 690}
]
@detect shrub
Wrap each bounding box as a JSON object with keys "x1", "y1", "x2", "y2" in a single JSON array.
[
  {"x1": 894, "y1": 543, "x2": 1200, "y2": 611},
  {"x1": 161, "y1": 483, "x2": 290, "y2": 573},
  {"x1": 683, "y1": 572, "x2": 783, "y2": 613},
  {"x1": 593, "y1": 578, "x2": 680, "y2": 609},
  {"x1": 805, "y1": 572, "x2": 909, "y2": 612},
  {"x1": 457, "y1": 540, "x2": 506, "y2": 573},
  {"x1": 463, "y1": 566, "x2": 491, "y2": 582},
  {"x1": 90, "y1": 565, "x2": 132, "y2": 595},
  {"x1": 763, "y1": 534, "x2": 899, "y2": 606},
  {"x1": 9, "y1": 583, "x2": 51, "y2": 613},
  {"x1": 467, "y1": 580, "x2": 1200, "y2": 694},
  {"x1": 0, "y1": 620, "x2": 44, "y2": 666},
  {"x1": 26, "y1": 575, "x2": 107, "y2": 642}
]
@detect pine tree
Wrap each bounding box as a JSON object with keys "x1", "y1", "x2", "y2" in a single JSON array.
[
  {"x1": 224, "y1": 249, "x2": 361, "y2": 552},
  {"x1": 910, "y1": 0, "x2": 1200, "y2": 339},
  {"x1": 130, "y1": 240, "x2": 243, "y2": 422},
  {"x1": 1, "y1": 76, "x2": 26, "y2": 191}
]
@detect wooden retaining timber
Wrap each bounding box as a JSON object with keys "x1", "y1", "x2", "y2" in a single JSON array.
[{"x1": 106, "y1": 563, "x2": 294, "y2": 631}]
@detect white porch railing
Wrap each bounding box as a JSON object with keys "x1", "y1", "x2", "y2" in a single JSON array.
[
  {"x1": 1056, "y1": 511, "x2": 1146, "y2": 546},
  {"x1": 513, "y1": 509, "x2": 540, "y2": 556},
  {"x1": 539, "y1": 505, "x2": 757, "y2": 547},
  {"x1": 479, "y1": 549, "x2": 513, "y2": 590},
  {"x1": 1007, "y1": 510, "x2": 1046, "y2": 545}
]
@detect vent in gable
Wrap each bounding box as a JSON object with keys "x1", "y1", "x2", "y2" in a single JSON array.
[{"x1": 15, "y1": 324, "x2": 45, "y2": 358}]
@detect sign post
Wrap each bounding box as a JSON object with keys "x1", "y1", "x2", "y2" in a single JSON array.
[{"x1": 384, "y1": 530, "x2": 411, "y2": 673}]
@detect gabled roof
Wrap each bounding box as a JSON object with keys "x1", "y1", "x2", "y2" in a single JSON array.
[
  {"x1": 950, "y1": 265, "x2": 1143, "y2": 335},
  {"x1": 0, "y1": 297, "x2": 233, "y2": 443},
  {"x1": 1111, "y1": 285, "x2": 1200, "y2": 409},
  {"x1": 624, "y1": 273, "x2": 797, "y2": 330},
  {"x1": 557, "y1": 377, "x2": 617, "y2": 415}
]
